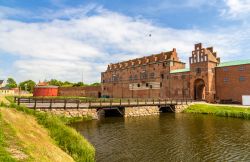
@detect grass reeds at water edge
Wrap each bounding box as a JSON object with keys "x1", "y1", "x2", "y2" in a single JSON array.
[
  {"x1": 2, "y1": 97, "x2": 95, "y2": 162},
  {"x1": 184, "y1": 104, "x2": 250, "y2": 120}
]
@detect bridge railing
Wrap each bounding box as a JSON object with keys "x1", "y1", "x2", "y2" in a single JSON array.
[{"x1": 14, "y1": 97, "x2": 194, "y2": 109}]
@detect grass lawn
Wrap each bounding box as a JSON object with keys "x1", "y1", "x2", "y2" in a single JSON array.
[{"x1": 184, "y1": 104, "x2": 250, "y2": 120}]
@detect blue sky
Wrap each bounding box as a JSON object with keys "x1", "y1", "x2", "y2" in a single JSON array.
[{"x1": 0, "y1": 0, "x2": 250, "y2": 83}]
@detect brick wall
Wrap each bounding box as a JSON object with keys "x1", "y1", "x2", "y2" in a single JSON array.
[
  {"x1": 58, "y1": 86, "x2": 101, "y2": 98},
  {"x1": 215, "y1": 64, "x2": 250, "y2": 103}
]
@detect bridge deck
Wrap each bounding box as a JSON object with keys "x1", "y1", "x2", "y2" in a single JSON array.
[{"x1": 15, "y1": 97, "x2": 193, "y2": 109}]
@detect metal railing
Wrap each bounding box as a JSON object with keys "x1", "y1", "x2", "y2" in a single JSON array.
[{"x1": 14, "y1": 97, "x2": 193, "y2": 109}]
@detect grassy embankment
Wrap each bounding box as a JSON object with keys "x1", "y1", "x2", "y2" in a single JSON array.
[
  {"x1": 0, "y1": 96, "x2": 95, "y2": 162},
  {"x1": 184, "y1": 104, "x2": 250, "y2": 120}
]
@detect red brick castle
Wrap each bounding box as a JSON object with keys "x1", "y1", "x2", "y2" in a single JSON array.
[{"x1": 101, "y1": 43, "x2": 250, "y2": 103}]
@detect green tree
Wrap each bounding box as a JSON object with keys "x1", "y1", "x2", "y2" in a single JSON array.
[
  {"x1": 62, "y1": 81, "x2": 73, "y2": 87},
  {"x1": 90, "y1": 82, "x2": 101, "y2": 86},
  {"x1": 73, "y1": 82, "x2": 86, "y2": 87},
  {"x1": 6, "y1": 77, "x2": 17, "y2": 88},
  {"x1": 49, "y1": 79, "x2": 63, "y2": 86},
  {"x1": 19, "y1": 80, "x2": 36, "y2": 93}
]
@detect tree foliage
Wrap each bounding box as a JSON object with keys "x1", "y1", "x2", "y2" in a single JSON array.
[
  {"x1": 48, "y1": 79, "x2": 100, "y2": 87},
  {"x1": 19, "y1": 80, "x2": 36, "y2": 92},
  {"x1": 6, "y1": 77, "x2": 17, "y2": 88},
  {"x1": 90, "y1": 82, "x2": 101, "y2": 86}
]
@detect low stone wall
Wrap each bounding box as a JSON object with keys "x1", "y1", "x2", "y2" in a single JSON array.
[
  {"x1": 36, "y1": 104, "x2": 190, "y2": 119},
  {"x1": 124, "y1": 106, "x2": 160, "y2": 117},
  {"x1": 36, "y1": 108, "x2": 98, "y2": 119},
  {"x1": 174, "y1": 104, "x2": 190, "y2": 113}
]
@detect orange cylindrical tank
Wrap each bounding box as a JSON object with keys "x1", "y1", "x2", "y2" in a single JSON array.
[{"x1": 33, "y1": 86, "x2": 58, "y2": 97}]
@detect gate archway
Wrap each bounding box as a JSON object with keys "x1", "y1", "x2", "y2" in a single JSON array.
[{"x1": 194, "y1": 79, "x2": 205, "y2": 100}]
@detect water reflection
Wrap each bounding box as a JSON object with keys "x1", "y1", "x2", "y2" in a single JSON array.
[{"x1": 70, "y1": 114, "x2": 250, "y2": 162}]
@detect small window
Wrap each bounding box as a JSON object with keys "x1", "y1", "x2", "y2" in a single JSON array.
[
  {"x1": 196, "y1": 68, "x2": 201, "y2": 74},
  {"x1": 239, "y1": 66, "x2": 244, "y2": 71},
  {"x1": 223, "y1": 67, "x2": 228, "y2": 72},
  {"x1": 239, "y1": 76, "x2": 245, "y2": 81},
  {"x1": 102, "y1": 80, "x2": 105, "y2": 83},
  {"x1": 150, "y1": 85, "x2": 153, "y2": 89},
  {"x1": 137, "y1": 83, "x2": 140, "y2": 87},
  {"x1": 224, "y1": 77, "x2": 229, "y2": 82},
  {"x1": 146, "y1": 83, "x2": 149, "y2": 87},
  {"x1": 161, "y1": 74, "x2": 164, "y2": 79},
  {"x1": 150, "y1": 73, "x2": 155, "y2": 79},
  {"x1": 160, "y1": 82, "x2": 162, "y2": 87}
]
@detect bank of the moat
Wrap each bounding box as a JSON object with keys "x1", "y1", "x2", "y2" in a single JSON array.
[{"x1": 71, "y1": 113, "x2": 250, "y2": 162}]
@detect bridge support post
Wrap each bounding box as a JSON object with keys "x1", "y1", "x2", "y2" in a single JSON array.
[
  {"x1": 77, "y1": 100, "x2": 80, "y2": 109},
  {"x1": 34, "y1": 99, "x2": 37, "y2": 109},
  {"x1": 49, "y1": 99, "x2": 52, "y2": 110}
]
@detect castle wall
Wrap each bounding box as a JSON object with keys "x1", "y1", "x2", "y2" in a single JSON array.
[{"x1": 215, "y1": 64, "x2": 250, "y2": 103}]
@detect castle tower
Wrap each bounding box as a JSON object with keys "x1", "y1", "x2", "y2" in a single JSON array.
[{"x1": 189, "y1": 43, "x2": 220, "y2": 102}]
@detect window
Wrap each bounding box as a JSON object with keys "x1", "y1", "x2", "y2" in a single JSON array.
[
  {"x1": 224, "y1": 77, "x2": 229, "y2": 82},
  {"x1": 223, "y1": 67, "x2": 228, "y2": 72},
  {"x1": 140, "y1": 71, "x2": 148, "y2": 79},
  {"x1": 239, "y1": 76, "x2": 245, "y2": 81},
  {"x1": 196, "y1": 68, "x2": 201, "y2": 74},
  {"x1": 160, "y1": 82, "x2": 162, "y2": 87},
  {"x1": 129, "y1": 75, "x2": 133, "y2": 81},
  {"x1": 134, "y1": 75, "x2": 138, "y2": 80},
  {"x1": 150, "y1": 73, "x2": 155, "y2": 79},
  {"x1": 146, "y1": 83, "x2": 149, "y2": 87},
  {"x1": 204, "y1": 55, "x2": 207, "y2": 61},
  {"x1": 102, "y1": 80, "x2": 105, "y2": 83},
  {"x1": 137, "y1": 83, "x2": 140, "y2": 87},
  {"x1": 161, "y1": 74, "x2": 164, "y2": 79},
  {"x1": 239, "y1": 66, "x2": 245, "y2": 71},
  {"x1": 150, "y1": 85, "x2": 153, "y2": 89}
]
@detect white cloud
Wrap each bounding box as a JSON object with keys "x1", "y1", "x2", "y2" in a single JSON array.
[
  {"x1": 0, "y1": 5, "x2": 250, "y2": 83},
  {"x1": 221, "y1": 0, "x2": 250, "y2": 19}
]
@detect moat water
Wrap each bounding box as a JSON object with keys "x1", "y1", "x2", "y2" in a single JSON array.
[{"x1": 70, "y1": 113, "x2": 250, "y2": 162}]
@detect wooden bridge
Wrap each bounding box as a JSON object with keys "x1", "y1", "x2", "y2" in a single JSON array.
[{"x1": 14, "y1": 97, "x2": 193, "y2": 110}]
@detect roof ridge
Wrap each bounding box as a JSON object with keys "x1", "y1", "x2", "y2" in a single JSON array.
[{"x1": 218, "y1": 59, "x2": 250, "y2": 67}]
